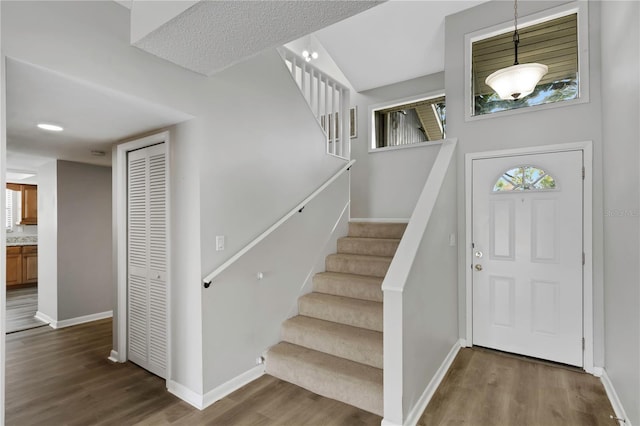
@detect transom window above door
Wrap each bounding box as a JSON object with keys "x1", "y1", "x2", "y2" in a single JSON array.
[{"x1": 493, "y1": 165, "x2": 557, "y2": 192}]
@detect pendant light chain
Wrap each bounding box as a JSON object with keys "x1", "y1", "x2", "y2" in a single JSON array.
[{"x1": 512, "y1": 0, "x2": 520, "y2": 65}]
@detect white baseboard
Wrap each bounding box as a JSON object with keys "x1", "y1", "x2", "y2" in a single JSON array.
[
  {"x1": 167, "y1": 380, "x2": 205, "y2": 410},
  {"x1": 108, "y1": 350, "x2": 120, "y2": 363},
  {"x1": 168, "y1": 365, "x2": 265, "y2": 411},
  {"x1": 601, "y1": 369, "x2": 633, "y2": 426},
  {"x1": 54, "y1": 310, "x2": 113, "y2": 329},
  {"x1": 202, "y1": 365, "x2": 265, "y2": 409},
  {"x1": 35, "y1": 311, "x2": 55, "y2": 327},
  {"x1": 382, "y1": 339, "x2": 462, "y2": 426},
  {"x1": 350, "y1": 218, "x2": 410, "y2": 223},
  {"x1": 592, "y1": 366, "x2": 604, "y2": 377}
]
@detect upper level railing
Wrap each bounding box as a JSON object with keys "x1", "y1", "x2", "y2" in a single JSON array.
[
  {"x1": 278, "y1": 47, "x2": 351, "y2": 160},
  {"x1": 202, "y1": 159, "x2": 356, "y2": 287}
]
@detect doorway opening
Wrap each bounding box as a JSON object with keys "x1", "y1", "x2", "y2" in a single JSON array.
[{"x1": 464, "y1": 142, "x2": 594, "y2": 373}]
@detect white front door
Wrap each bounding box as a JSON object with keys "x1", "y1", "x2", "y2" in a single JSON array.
[{"x1": 472, "y1": 150, "x2": 583, "y2": 366}]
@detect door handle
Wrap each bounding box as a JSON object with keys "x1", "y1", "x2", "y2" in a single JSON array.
[{"x1": 475, "y1": 264, "x2": 483, "y2": 271}]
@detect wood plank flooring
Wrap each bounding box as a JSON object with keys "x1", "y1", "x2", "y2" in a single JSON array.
[
  {"x1": 6, "y1": 318, "x2": 616, "y2": 425},
  {"x1": 420, "y1": 347, "x2": 617, "y2": 426},
  {"x1": 5, "y1": 319, "x2": 379, "y2": 425},
  {"x1": 6, "y1": 285, "x2": 47, "y2": 334}
]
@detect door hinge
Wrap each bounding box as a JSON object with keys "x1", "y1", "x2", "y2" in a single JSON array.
[
  {"x1": 583, "y1": 252, "x2": 586, "y2": 265},
  {"x1": 582, "y1": 338, "x2": 585, "y2": 350},
  {"x1": 582, "y1": 166, "x2": 585, "y2": 180}
]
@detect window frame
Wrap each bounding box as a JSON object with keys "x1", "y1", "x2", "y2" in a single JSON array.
[
  {"x1": 464, "y1": 1, "x2": 589, "y2": 122},
  {"x1": 368, "y1": 90, "x2": 446, "y2": 153}
]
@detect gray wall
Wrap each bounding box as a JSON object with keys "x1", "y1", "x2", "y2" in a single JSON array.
[
  {"x1": 445, "y1": 0, "x2": 605, "y2": 366},
  {"x1": 601, "y1": 2, "x2": 640, "y2": 424},
  {"x1": 350, "y1": 73, "x2": 445, "y2": 219},
  {"x1": 56, "y1": 160, "x2": 112, "y2": 320}
]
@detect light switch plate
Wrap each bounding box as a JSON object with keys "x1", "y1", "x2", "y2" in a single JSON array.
[{"x1": 216, "y1": 235, "x2": 225, "y2": 251}]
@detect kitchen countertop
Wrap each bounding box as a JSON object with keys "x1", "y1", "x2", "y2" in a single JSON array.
[{"x1": 6, "y1": 235, "x2": 37, "y2": 246}]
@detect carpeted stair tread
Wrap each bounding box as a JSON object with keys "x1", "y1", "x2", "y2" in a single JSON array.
[
  {"x1": 348, "y1": 222, "x2": 407, "y2": 239},
  {"x1": 337, "y1": 236, "x2": 400, "y2": 257},
  {"x1": 265, "y1": 342, "x2": 383, "y2": 416},
  {"x1": 298, "y1": 293, "x2": 383, "y2": 332},
  {"x1": 313, "y1": 272, "x2": 383, "y2": 302},
  {"x1": 325, "y1": 253, "x2": 392, "y2": 278},
  {"x1": 281, "y1": 315, "x2": 383, "y2": 369}
]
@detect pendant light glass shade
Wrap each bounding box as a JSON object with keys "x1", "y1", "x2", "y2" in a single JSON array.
[{"x1": 485, "y1": 63, "x2": 549, "y2": 100}]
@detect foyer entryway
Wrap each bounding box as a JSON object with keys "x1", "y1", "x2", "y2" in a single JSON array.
[{"x1": 471, "y1": 150, "x2": 584, "y2": 366}]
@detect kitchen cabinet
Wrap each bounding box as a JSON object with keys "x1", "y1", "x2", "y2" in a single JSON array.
[
  {"x1": 20, "y1": 185, "x2": 38, "y2": 225},
  {"x1": 6, "y1": 246, "x2": 23, "y2": 286},
  {"x1": 5, "y1": 184, "x2": 38, "y2": 225},
  {"x1": 22, "y1": 245, "x2": 38, "y2": 284},
  {"x1": 6, "y1": 245, "x2": 37, "y2": 286}
]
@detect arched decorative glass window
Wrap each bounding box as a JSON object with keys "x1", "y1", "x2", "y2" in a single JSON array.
[{"x1": 493, "y1": 166, "x2": 557, "y2": 192}]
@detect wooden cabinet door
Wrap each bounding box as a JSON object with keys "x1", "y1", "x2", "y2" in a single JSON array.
[
  {"x1": 6, "y1": 246, "x2": 23, "y2": 286},
  {"x1": 21, "y1": 185, "x2": 38, "y2": 225},
  {"x1": 22, "y1": 245, "x2": 38, "y2": 284}
]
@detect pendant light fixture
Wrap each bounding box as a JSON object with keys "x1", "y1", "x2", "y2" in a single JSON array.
[{"x1": 485, "y1": 0, "x2": 548, "y2": 100}]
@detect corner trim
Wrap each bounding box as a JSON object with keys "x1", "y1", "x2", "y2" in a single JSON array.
[
  {"x1": 168, "y1": 365, "x2": 265, "y2": 411},
  {"x1": 404, "y1": 339, "x2": 462, "y2": 426},
  {"x1": 167, "y1": 380, "x2": 204, "y2": 410},
  {"x1": 600, "y1": 369, "x2": 633, "y2": 426},
  {"x1": 202, "y1": 365, "x2": 265, "y2": 409},
  {"x1": 108, "y1": 350, "x2": 120, "y2": 363},
  {"x1": 34, "y1": 311, "x2": 54, "y2": 327}
]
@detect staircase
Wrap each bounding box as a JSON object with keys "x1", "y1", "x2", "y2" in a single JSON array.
[{"x1": 265, "y1": 221, "x2": 407, "y2": 417}]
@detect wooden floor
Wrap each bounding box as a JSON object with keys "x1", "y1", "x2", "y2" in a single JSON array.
[
  {"x1": 420, "y1": 347, "x2": 616, "y2": 426},
  {"x1": 6, "y1": 319, "x2": 615, "y2": 426},
  {"x1": 6, "y1": 285, "x2": 47, "y2": 334},
  {"x1": 6, "y1": 319, "x2": 379, "y2": 425}
]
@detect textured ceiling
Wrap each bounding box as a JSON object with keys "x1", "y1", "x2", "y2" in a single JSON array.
[
  {"x1": 6, "y1": 59, "x2": 193, "y2": 170},
  {"x1": 314, "y1": 0, "x2": 489, "y2": 92},
  {"x1": 133, "y1": 0, "x2": 383, "y2": 76}
]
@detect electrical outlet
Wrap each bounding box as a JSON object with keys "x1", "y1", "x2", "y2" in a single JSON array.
[{"x1": 216, "y1": 235, "x2": 225, "y2": 251}]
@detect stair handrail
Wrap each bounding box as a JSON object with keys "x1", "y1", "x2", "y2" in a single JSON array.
[
  {"x1": 277, "y1": 46, "x2": 351, "y2": 160},
  {"x1": 203, "y1": 159, "x2": 356, "y2": 287}
]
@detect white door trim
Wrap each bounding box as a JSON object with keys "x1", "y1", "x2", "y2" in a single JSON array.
[
  {"x1": 464, "y1": 141, "x2": 594, "y2": 373},
  {"x1": 113, "y1": 131, "x2": 172, "y2": 382}
]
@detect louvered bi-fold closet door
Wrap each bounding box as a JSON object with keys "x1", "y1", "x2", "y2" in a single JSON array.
[{"x1": 127, "y1": 143, "x2": 167, "y2": 379}]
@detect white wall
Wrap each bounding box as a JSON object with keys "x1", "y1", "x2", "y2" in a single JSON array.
[
  {"x1": 350, "y1": 73, "x2": 445, "y2": 219},
  {"x1": 403, "y1": 158, "x2": 457, "y2": 413},
  {"x1": 445, "y1": 0, "x2": 605, "y2": 366},
  {"x1": 56, "y1": 161, "x2": 112, "y2": 320},
  {"x1": 202, "y1": 171, "x2": 350, "y2": 393},
  {"x1": 383, "y1": 140, "x2": 458, "y2": 424},
  {"x1": 198, "y1": 50, "x2": 345, "y2": 278},
  {"x1": 37, "y1": 160, "x2": 58, "y2": 321},
  {"x1": 600, "y1": 2, "x2": 640, "y2": 424}
]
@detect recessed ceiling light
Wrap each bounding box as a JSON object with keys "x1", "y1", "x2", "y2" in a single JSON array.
[{"x1": 37, "y1": 123, "x2": 64, "y2": 132}]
